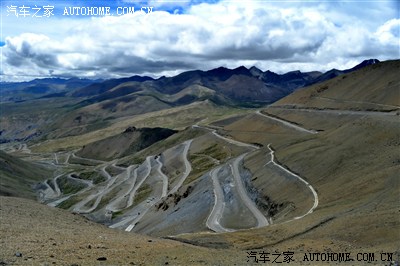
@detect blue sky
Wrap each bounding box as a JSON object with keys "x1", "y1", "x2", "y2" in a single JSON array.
[{"x1": 1, "y1": 0, "x2": 399, "y2": 81}]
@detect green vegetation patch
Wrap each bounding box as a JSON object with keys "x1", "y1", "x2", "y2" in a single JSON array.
[
  {"x1": 56, "y1": 193, "x2": 86, "y2": 209},
  {"x1": 203, "y1": 144, "x2": 228, "y2": 161},
  {"x1": 95, "y1": 185, "x2": 126, "y2": 211},
  {"x1": 133, "y1": 183, "x2": 152, "y2": 205},
  {"x1": 68, "y1": 156, "x2": 100, "y2": 166},
  {"x1": 111, "y1": 210, "x2": 124, "y2": 219},
  {"x1": 76, "y1": 171, "x2": 107, "y2": 184},
  {"x1": 184, "y1": 143, "x2": 229, "y2": 185},
  {"x1": 58, "y1": 176, "x2": 87, "y2": 195},
  {"x1": 105, "y1": 166, "x2": 125, "y2": 177}
]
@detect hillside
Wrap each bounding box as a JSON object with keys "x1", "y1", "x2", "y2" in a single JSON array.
[
  {"x1": 0, "y1": 196, "x2": 241, "y2": 265},
  {"x1": 273, "y1": 60, "x2": 400, "y2": 111},
  {"x1": 0, "y1": 151, "x2": 52, "y2": 199},
  {"x1": 76, "y1": 127, "x2": 177, "y2": 161}
]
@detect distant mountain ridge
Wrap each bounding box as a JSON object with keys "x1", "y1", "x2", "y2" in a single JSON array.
[
  {"x1": 1, "y1": 59, "x2": 381, "y2": 106},
  {"x1": 67, "y1": 58, "x2": 381, "y2": 106}
]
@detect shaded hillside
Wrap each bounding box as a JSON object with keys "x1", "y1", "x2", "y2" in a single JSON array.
[
  {"x1": 76, "y1": 127, "x2": 177, "y2": 161},
  {"x1": 0, "y1": 151, "x2": 52, "y2": 199},
  {"x1": 70, "y1": 75, "x2": 153, "y2": 97},
  {"x1": 44, "y1": 94, "x2": 172, "y2": 139},
  {"x1": 31, "y1": 101, "x2": 246, "y2": 153},
  {"x1": 1, "y1": 78, "x2": 95, "y2": 102}
]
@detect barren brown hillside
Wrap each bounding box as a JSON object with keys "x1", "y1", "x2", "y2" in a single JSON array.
[
  {"x1": 273, "y1": 60, "x2": 400, "y2": 111},
  {"x1": 0, "y1": 196, "x2": 245, "y2": 265}
]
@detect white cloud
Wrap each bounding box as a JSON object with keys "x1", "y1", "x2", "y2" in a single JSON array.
[
  {"x1": 1, "y1": 0, "x2": 399, "y2": 81},
  {"x1": 375, "y1": 18, "x2": 400, "y2": 45}
]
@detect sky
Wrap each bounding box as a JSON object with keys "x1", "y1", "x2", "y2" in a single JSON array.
[{"x1": 1, "y1": 0, "x2": 399, "y2": 81}]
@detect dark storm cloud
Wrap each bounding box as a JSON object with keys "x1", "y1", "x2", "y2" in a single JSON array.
[{"x1": 5, "y1": 36, "x2": 59, "y2": 68}]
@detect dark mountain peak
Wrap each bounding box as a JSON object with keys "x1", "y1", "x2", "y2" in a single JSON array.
[
  {"x1": 231, "y1": 66, "x2": 253, "y2": 77},
  {"x1": 152, "y1": 69, "x2": 203, "y2": 94},
  {"x1": 207, "y1": 66, "x2": 228, "y2": 72},
  {"x1": 287, "y1": 70, "x2": 302, "y2": 74},
  {"x1": 264, "y1": 70, "x2": 279, "y2": 75},
  {"x1": 172, "y1": 69, "x2": 203, "y2": 80},
  {"x1": 261, "y1": 70, "x2": 281, "y2": 83},
  {"x1": 249, "y1": 66, "x2": 263, "y2": 78},
  {"x1": 205, "y1": 66, "x2": 245, "y2": 81},
  {"x1": 249, "y1": 66, "x2": 261, "y2": 72},
  {"x1": 282, "y1": 70, "x2": 303, "y2": 78},
  {"x1": 280, "y1": 70, "x2": 309, "y2": 83},
  {"x1": 305, "y1": 68, "x2": 344, "y2": 86},
  {"x1": 347, "y1": 59, "x2": 380, "y2": 72},
  {"x1": 304, "y1": 71, "x2": 323, "y2": 78},
  {"x1": 24, "y1": 77, "x2": 67, "y2": 85},
  {"x1": 126, "y1": 75, "x2": 154, "y2": 82},
  {"x1": 206, "y1": 66, "x2": 231, "y2": 76}
]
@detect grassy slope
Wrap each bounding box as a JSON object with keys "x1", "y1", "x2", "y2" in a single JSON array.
[
  {"x1": 76, "y1": 127, "x2": 177, "y2": 161},
  {"x1": 0, "y1": 97, "x2": 79, "y2": 142},
  {"x1": 0, "y1": 151, "x2": 52, "y2": 199},
  {"x1": 32, "y1": 100, "x2": 252, "y2": 153},
  {"x1": 274, "y1": 60, "x2": 400, "y2": 110}
]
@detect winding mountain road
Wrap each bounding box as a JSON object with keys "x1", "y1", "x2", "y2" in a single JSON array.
[
  {"x1": 100, "y1": 165, "x2": 112, "y2": 181},
  {"x1": 54, "y1": 153, "x2": 59, "y2": 164},
  {"x1": 156, "y1": 157, "x2": 168, "y2": 198},
  {"x1": 65, "y1": 152, "x2": 71, "y2": 164},
  {"x1": 266, "y1": 144, "x2": 318, "y2": 219},
  {"x1": 168, "y1": 140, "x2": 193, "y2": 194},
  {"x1": 256, "y1": 110, "x2": 318, "y2": 134},
  {"x1": 206, "y1": 167, "x2": 234, "y2": 233},
  {"x1": 193, "y1": 125, "x2": 259, "y2": 149},
  {"x1": 70, "y1": 153, "x2": 106, "y2": 165},
  {"x1": 270, "y1": 106, "x2": 399, "y2": 116},
  {"x1": 230, "y1": 154, "x2": 269, "y2": 227},
  {"x1": 48, "y1": 174, "x2": 95, "y2": 207},
  {"x1": 126, "y1": 156, "x2": 152, "y2": 208},
  {"x1": 111, "y1": 162, "x2": 127, "y2": 171},
  {"x1": 43, "y1": 108, "x2": 320, "y2": 233},
  {"x1": 200, "y1": 125, "x2": 269, "y2": 232},
  {"x1": 105, "y1": 166, "x2": 137, "y2": 212},
  {"x1": 53, "y1": 174, "x2": 62, "y2": 197},
  {"x1": 72, "y1": 165, "x2": 133, "y2": 214}
]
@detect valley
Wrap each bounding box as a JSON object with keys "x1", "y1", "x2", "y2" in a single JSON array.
[{"x1": 1, "y1": 60, "x2": 399, "y2": 265}]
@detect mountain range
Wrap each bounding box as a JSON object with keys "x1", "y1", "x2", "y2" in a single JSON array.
[
  {"x1": 0, "y1": 59, "x2": 381, "y2": 143},
  {"x1": 0, "y1": 58, "x2": 399, "y2": 265},
  {"x1": 2, "y1": 59, "x2": 380, "y2": 104}
]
